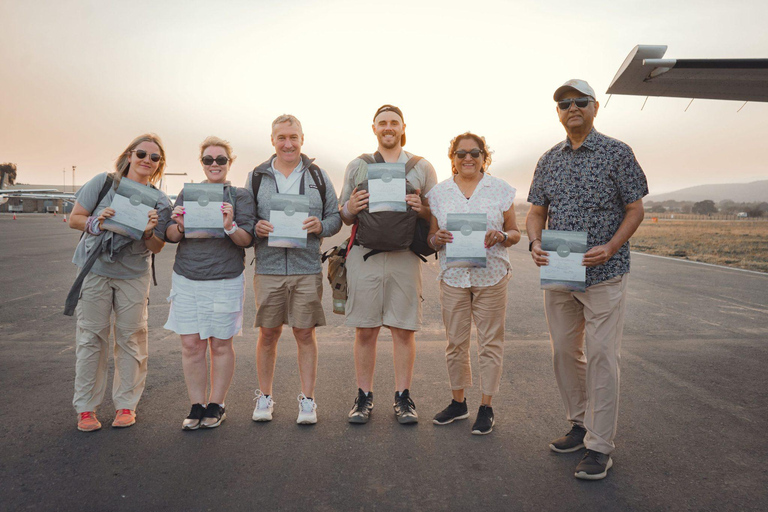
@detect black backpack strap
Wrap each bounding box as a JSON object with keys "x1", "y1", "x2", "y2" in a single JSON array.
[
  {"x1": 307, "y1": 164, "x2": 327, "y2": 214},
  {"x1": 80, "y1": 174, "x2": 115, "y2": 242},
  {"x1": 359, "y1": 154, "x2": 376, "y2": 164},
  {"x1": 251, "y1": 171, "x2": 264, "y2": 207},
  {"x1": 373, "y1": 152, "x2": 385, "y2": 163},
  {"x1": 363, "y1": 249, "x2": 382, "y2": 261}
]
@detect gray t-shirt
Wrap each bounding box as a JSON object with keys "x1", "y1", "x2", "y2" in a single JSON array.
[
  {"x1": 167, "y1": 185, "x2": 256, "y2": 280},
  {"x1": 72, "y1": 172, "x2": 172, "y2": 279}
]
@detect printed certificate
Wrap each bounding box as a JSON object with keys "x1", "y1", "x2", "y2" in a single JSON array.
[
  {"x1": 103, "y1": 177, "x2": 162, "y2": 240},
  {"x1": 540, "y1": 229, "x2": 588, "y2": 292},
  {"x1": 269, "y1": 194, "x2": 309, "y2": 249},
  {"x1": 183, "y1": 183, "x2": 225, "y2": 238},
  {"x1": 445, "y1": 213, "x2": 487, "y2": 268},
  {"x1": 367, "y1": 163, "x2": 406, "y2": 213}
]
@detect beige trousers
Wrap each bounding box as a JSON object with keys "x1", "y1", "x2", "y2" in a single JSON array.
[
  {"x1": 439, "y1": 273, "x2": 510, "y2": 396},
  {"x1": 544, "y1": 275, "x2": 627, "y2": 455},
  {"x1": 73, "y1": 271, "x2": 151, "y2": 414}
]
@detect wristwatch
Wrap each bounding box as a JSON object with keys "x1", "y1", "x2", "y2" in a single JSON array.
[{"x1": 528, "y1": 238, "x2": 541, "y2": 252}]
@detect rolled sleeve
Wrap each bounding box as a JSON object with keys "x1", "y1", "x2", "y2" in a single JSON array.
[{"x1": 615, "y1": 148, "x2": 649, "y2": 206}]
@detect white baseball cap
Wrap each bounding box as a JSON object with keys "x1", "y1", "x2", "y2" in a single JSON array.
[{"x1": 553, "y1": 79, "x2": 597, "y2": 101}]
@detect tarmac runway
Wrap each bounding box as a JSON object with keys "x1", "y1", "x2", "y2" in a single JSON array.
[{"x1": 1, "y1": 214, "x2": 767, "y2": 511}]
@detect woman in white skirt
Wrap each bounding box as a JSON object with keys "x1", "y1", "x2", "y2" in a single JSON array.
[{"x1": 164, "y1": 136, "x2": 255, "y2": 429}]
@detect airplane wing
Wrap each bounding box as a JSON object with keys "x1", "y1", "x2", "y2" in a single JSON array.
[{"x1": 606, "y1": 45, "x2": 768, "y2": 102}]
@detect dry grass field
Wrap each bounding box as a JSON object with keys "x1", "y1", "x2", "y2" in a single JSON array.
[{"x1": 631, "y1": 219, "x2": 768, "y2": 273}]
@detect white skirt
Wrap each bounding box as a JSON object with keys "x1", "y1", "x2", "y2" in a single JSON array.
[{"x1": 164, "y1": 271, "x2": 245, "y2": 340}]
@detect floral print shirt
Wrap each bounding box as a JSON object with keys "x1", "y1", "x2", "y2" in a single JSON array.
[
  {"x1": 527, "y1": 129, "x2": 648, "y2": 287},
  {"x1": 427, "y1": 173, "x2": 516, "y2": 288}
]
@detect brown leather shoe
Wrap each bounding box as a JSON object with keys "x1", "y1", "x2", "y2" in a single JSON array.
[
  {"x1": 112, "y1": 409, "x2": 136, "y2": 428},
  {"x1": 77, "y1": 411, "x2": 102, "y2": 432}
]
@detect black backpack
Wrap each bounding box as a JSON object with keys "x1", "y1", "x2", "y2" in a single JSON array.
[{"x1": 355, "y1": 152, "x2": 436, "y2": 261}]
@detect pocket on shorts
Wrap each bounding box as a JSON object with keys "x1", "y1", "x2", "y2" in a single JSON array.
[
  {"x1": 166, "y1": 289, "x2": 176, "y2": 303},
  {"x1": 214, "y1": 299, "x2": 242, "y2": 314}
]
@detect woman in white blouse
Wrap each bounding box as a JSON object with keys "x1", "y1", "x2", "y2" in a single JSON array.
[{"x1": 425, "y1": 132, "x2": 521, "y2": 435}]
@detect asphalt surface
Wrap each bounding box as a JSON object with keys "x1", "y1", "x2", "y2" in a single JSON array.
[{"x1": 1, "y1": 214, "x2": 767, "y2": 511}]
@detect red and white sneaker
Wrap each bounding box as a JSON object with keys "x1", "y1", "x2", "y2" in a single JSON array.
[
  {"x1": 77, "y1": 411, "x2": 102, "y2": 432},
  {"x1": 112, "y1": 409, "x2": 136, "y2": 428}
]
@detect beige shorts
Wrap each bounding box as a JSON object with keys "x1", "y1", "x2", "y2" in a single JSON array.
[
  {"x1": 253, "y1": 273, "x2": 326, "y2": 329},
  {"x1": 345, "y1": 246, "x2": 422, "y2": 331}
]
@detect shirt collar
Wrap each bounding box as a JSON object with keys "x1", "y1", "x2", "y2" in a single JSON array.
[
  {"x1": 560, "y1": 127, "x2": 600, "y2": 152},
  {"x1": 270, "y1": 157, "x2": 305, "y2": 177}
]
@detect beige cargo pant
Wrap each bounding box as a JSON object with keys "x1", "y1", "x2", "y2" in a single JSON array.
[
  {"x1": 73, "y1": 271, "x2": 151, "y2": 414},
  {"x1": 544, "y1": 274, "x2": 628, "y2": 455},
  {"x1": 439, "y1": 273, "x2": 510, "y2": 396}
]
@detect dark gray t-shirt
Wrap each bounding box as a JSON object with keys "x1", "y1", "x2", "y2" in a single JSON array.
[
  {"x1": 167, "y1": 185, "x2": 256, "y2": 280},
  {"x1": 72, "y1": 173, "x2": 172, "y2": 279}
]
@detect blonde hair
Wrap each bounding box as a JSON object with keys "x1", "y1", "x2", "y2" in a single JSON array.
[
  {"x1": 448, "y1": 132, "x2": 493, "y2": 174},
  {"x1": 114, "y1": 133, "x2": 166, "y2": 186},
  {"x1": 271, "y1": 114, "x2": 303, "y2": 135},
  {"x1": 200, "y1": 136, "x2": 236, "y2": 162}
]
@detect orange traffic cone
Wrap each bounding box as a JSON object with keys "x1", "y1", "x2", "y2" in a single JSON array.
[
  {"x1": 63, "y1": 215, "x2": 68, "y2": 222},
  {"x1": 13, "y1": 213, "x2": 16, "y2": 220}
]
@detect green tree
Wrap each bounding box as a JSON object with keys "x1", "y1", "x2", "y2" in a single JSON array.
[{"x1": 692, "y1": 200, "x2": 717, "y2": 215}]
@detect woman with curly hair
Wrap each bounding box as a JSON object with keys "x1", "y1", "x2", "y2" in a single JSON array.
[{"x1": 425, "y1": 132, "x2": 521, "y2": 435}]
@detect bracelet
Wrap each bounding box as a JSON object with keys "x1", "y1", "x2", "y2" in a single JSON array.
[
  {"x1": 225, "y1": 222, "x2": 238, "y2": 236},
  {"x1": 86, "y1": 216, "x2": 101, "y2": 236},
  {"x1": 177, "y1": 224, "x2": 184, "y2": 234},
  {"x1": 429, "y1": 233, "x2": 438, "y2": 249},
  {"x1": 500, "y1": 231, "x2": 509, "y2": 243},
  {"x1": 143, "y1": 230, "x2": 154, "y2": 240},
  {"x1": 528, "y1": 238, "x2": 541, "y2": 252}
]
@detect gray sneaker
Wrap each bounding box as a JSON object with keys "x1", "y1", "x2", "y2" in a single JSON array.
[
  {"x1": 393, "y1": 389, "x2": 418, "y2": 424},
  {"x1": 348, "y1": 389, "x2": 374, "y2": 424},
  {"x1": 574, "y1": 449, "x2": 613, "y2": 480},
  {"x1": 549, "y1": 424, "x2": 586, "y2": 453}
]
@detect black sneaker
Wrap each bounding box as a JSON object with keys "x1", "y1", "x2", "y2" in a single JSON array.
[
  {"x1": 433, "y1": 399, "x2": 469, "y2": 425},
  {"x1": 200, "y1": 403, "x2": 226, "y2": 429},
  {"x1": 549, "y1": 424, "x2": 587, "y2": 453},
  {"x1": 471, "y1": 405, "x2": 494, "y2": 435},
  {"x1": 574, "y1": 449, "x2": 613, "y2": 480},
  {"x1": 348, "y1": 389, "x2": 374, "y2": 424},
  {"x1": 393, "y1": 389, "x2": 418, "y2": 424},
  {"x1": 182, "y1": 403, "x2": 206, "y2": 431}
]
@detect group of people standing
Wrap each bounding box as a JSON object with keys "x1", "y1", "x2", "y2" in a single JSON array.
[{"x1": 68, "y1": 79, "x2": 648, "y2": 481}]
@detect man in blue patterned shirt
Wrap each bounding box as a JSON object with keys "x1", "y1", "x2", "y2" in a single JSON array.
[{"x1": 526, "y1": 79, "x2": 648, "y2": 480}]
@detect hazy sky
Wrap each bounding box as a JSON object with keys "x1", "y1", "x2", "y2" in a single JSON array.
[{"x1": 1, "y1": 0, "x2": 766, "y2": 197}]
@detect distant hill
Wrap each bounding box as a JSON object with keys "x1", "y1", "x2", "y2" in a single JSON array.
[{"x1": 645, "y1": 180, "x2": 768, "y2": 203}]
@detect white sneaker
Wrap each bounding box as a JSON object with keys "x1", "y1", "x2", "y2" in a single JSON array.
[
  {"x1": 252, "y1": 389, "x2": 274, "y2": 422},
  {"x1": 297, "y1": 393, "x2": 317, "y2": 425}
]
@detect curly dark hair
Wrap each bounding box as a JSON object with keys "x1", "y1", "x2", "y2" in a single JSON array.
[{"x1": 448, "y1": 132, "x2": 493, "y2": 174}]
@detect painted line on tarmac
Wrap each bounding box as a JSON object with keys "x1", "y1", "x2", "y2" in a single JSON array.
[
  {"x1": 632, "y1": 251, "x2": 768, "y2": 276},
  {"x1": 2, "y1": 291, "x2": 43, "y2": 304}
]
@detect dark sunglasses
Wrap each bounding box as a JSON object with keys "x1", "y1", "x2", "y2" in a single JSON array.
[
  {"x1": 454, "y1": 149, "x2": 483, "y2": 159},
  {"x1": 201, "y1": 155, "x2": 230, "y2": 166},
  {"x1": 131, "y1": 149, "x2": 162, "y2": 162},
  {"x1": 557, "y1": 97, "x2": 593, "y2": 110}
]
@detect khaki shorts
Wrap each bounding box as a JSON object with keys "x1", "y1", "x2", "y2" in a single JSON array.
[
  {"x1": 253, "y1": 273, "x2": 326, "y2": 329},
  {"x1": 345, "y1": 247, "x2": 422, "y2": 331}
]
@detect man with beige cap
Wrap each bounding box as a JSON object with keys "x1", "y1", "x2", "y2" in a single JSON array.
[{"x1": 526, "y1": 80, "x2": 648, "y2": 480}]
